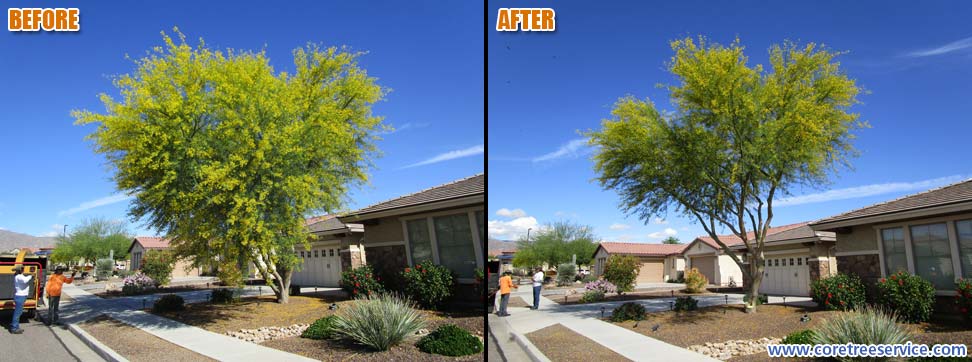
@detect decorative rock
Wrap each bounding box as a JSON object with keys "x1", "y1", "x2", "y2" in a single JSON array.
[
  {"x1": 414, "y1": 328, "x2": 430, "y2": 336},
  {"x1": 224, "y1": 323, "x2": 310, "y2": 344},
  {"x1": 687, "y1": 337, "x2": 782, "y2": 360}
]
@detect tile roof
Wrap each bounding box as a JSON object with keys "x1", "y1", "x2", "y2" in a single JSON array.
[
  {"x1": 596, "y1": 242, "x2": 688, "y2": 257},
  {"x1": 132, "y1": 236, "x2": 172, "y2": 250},
  {"x1": 306, "y1": 215, "x2": 353, "y2": 233},
  {"x1": 694, "y1": 222, "x2": 810, "y2": 249},
  {"x1": 811, "y1": 179, "x2": 972, "y2": 227},
  {"x1": 344, "y1": 174, "x2": 484, "y2": 218}
]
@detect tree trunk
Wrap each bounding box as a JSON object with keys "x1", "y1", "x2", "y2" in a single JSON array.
[
  {"x1": 744, "y1": 258, "x2": 764, "y2": 313},
  {"x1": 272, "y1": 265, "x2": 292, "y2": 304}
]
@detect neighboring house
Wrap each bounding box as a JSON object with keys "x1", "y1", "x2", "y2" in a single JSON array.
[
  {"x1": 487, "y1": 249, "x2": 515, "y2": 273},
  {"x1": 809, "y1": 179, "x2": 972, "y2": 299},
  {"x1": 591, "y1": 242, "x2": 686, "y2": 283},
  {"x1": 127, "y1": 237, "x2": 202, "y2": 279}
]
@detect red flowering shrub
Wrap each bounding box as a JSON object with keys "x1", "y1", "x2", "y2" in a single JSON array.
[
  {"x1": 955, "y1": 278, "x2": 972, "y2": 324},
  {"x1": 340, "y1": 265, "x2": 384, "y2": 299},
  {"x1": 810, "y1": 273, "x2": 866, "y2": 311},
  {"x1": 876, "y1": 271, "x2": 935, "y2": 323},
  {"x1": 402, "y1": 261, "x2": 454, "y2": 309}
]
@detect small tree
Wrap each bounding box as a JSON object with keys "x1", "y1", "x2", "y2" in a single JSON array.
[
  {"x1": 141, "y1": 250, "x2": 175, "y2": 287},
  {"x1": 603, "y1": 255, "x2": 641, "y2": 295},
  {"x1": 513, "y1": 221, "x2": 598, "y2": 268},
  {"x1": 556, "y1": 263, "x2": 577, "y2": 286},
  {"x1": 661, "y1": 236, "x2": 681, "y2": 244},
  {"x1": 95, "y1": 258, "x2": 114, "y2": 281}
]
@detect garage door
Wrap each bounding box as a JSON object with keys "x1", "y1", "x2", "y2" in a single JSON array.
[
  {"x1": 636, "y1": 260, "x2": 664, "y2": 283},
  {"x1": 691, "y1": 256, "x2": 716, "y2": 284},
  {"x1": 760, "y1": 254, "x2": 810, "y2": 296},
  {"x1": 293, "y1": 244, "x2": 343, "y2": 287}
]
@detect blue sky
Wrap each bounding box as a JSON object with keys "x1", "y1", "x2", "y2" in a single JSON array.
[
  {"x1": 0, "y1": 1, "x2": 483, "y2": 237},
  {"x1": 487, "y1": 1, "x2": 972, "y2": 242}
]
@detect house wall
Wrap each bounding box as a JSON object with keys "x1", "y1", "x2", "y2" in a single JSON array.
[
  {"x1": 835, "y1": 225, "x2": 878, "y2": 253},
  {"x1": 664, "y1": 256, "x2": 684, "y2": 281},
  {"x1": 360, "y1": 217, "x2": 405, "y2": 244},
  {"x1": 593, "y1": 248, "x2": 610, "y2": 278},
  {"x1": 129, "y1": 244, "x2": 145, "y2": 271},
  {"x1": 364, "y1": 244, "x2": 409, "y2": 288},
  {"x1": 717, "y1": 254, "x2": 743, "y2": 286}
]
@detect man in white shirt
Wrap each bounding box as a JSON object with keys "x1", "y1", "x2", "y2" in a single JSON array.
[
  {"x1": 531, "y1": 267, "x2": 544, "y2": 310},
  {"x1": 10, "y1": 265, "x2": 33, "y2": 334}
]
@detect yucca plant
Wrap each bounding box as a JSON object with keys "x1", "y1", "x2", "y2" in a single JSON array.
[
  {"x1": 333, "y1": 293, "x2": 426, "y2": 351},
  {"x1": 812, "y1": 306, "x2": 913, "y2": 361}
]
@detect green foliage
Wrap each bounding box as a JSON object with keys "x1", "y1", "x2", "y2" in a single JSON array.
[
  {"x1": 95, "y1": 258, "x2": 114, "y2": 281},
  {"x1": 333, "y1": 293, "x2": 426, "y2": 351},
  {"x1": 210, "y1": 288, "x2": 238, "y2": 304},
  {"x1": 610, "y1": 302, "x2": 647, "y2": 322},
  {"x1": 402, "y1": 261, "x2": 454, "y2": 309},
  {"x1": 956, "y1": 278, "x2": 972, "y2": 323},
  {"x1": 513, "y1": 221, "x2": 598, "y2": 268},
  {"x1": 116, "y1": 269, "x2": 134, "y2": 278},
  {"x1": 153, "y1": 294, "x2": 185, "y2": 312},
  {"x1": 661, "y1": 236, "x2": 681, "y2": 244},
  {"x1": 811, "y1": 306, "x2": 912, "y2": 357},
  {"x1": 673, "y1": 296, "x2": 698, "y2": 311},
  {"x1": 743, "y1": 293, "x2": 769, "y2": 305},
  {"x1": 416, "y1": 324, "x2": 483, "y2": 357},
  {"x1": 684, "y1": 267, "x2": 708, "y2": 293},
  {"x1": 341, "y1": 265, "x2": 384, "y2": 299},
  {"x1": 217, "y1": 265, "x2": 244, "y2": 287},
  {"x1": 581, "y1": 274, "x2": 598, "y2": 283},
  {"x1": 140, "y1": 250, "x2": 175, "y2": 287},
  {"x1": 74, "y1": 29, "x2": 386, "y2": 304},
  {"x1": 876, "y1": 271, "x2": 936, "y2": 323},
  {"x1": 587, "y1": 36, "x2": 866, "y2": 314},
  {"x1": 51, "y1": 217, "x2": 131, "y2": 265},
  {"x1": 301, "y1": 315, "x2": 338, "y2": 340},
  {"x1": 603, "y1": 255, "x2": 640, "y2": 295},
  {"x1": 781, "y1": 329, "x2": 816, "y2": 345},
  {"x1": 810, "y1": 273, "x2": 866, "y2": 311},
  {"x1": 556, "y1": 263, "x2": 577, "y2": 286},
  {"x1": 579, "y1": 290, "x2": 605, "y2": 303}
]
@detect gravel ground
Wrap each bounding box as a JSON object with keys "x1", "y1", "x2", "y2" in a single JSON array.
[
  {"x1": 526, "y1": 323, "x2": 632, "y2": 362},
  {"x1": 80, "y1": 315, "x2": 216, "y2": 362}
]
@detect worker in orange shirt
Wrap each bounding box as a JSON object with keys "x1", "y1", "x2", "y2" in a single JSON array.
[
  {"x1": 44, "y1": 266, "x2": 75, "y2": 326},
  {"x1": 496, "y1": 271, "x2": 517, "y2": 317}
]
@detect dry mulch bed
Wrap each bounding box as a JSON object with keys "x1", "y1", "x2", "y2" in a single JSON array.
[
  {"x1": 553, "y1": 289, "x2": 715, "y2": 305},
  {"x1": 80, "y1": 315, "x2": 216, "y2": 362},
  {"x1": 526, "y1": 323, "x2": 632, "y2": 362}
]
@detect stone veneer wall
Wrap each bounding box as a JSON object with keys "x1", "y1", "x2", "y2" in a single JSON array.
[
  {"x1": 364, "y1": 245, "x2": 408, "y2": 290},
  {"x1": 836, "y1": 254, "x2": 881, "y2": 299},
  {"x1": 339, "y1": 246, "x2": 364, "y2": 272},
  {"x1": 807, "y1": 259, "x2": 831, "y2": 282}
]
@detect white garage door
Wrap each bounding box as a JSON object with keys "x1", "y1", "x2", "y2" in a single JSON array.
[
  {"x1": 293, "y1": 244, "x2": 343, "y2": 287},
  {"x1": 760, "y1": 254, "x2": 810, "y2": 296}
]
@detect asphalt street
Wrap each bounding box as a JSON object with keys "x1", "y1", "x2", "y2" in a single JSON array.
[{"x1": 0, "y1": 310, "x2": 106, "y2": 362}]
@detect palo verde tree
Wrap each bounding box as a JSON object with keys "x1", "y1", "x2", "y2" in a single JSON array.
[
  {"x1": 513, "y1": 221, "x2": 598, "y2": 268},
  {"x1": 587, "y1": 37, "x2": 866, "y2": 312},
  {"x1": 74, "y1": 29, "x2": 386, "y2": 303}
]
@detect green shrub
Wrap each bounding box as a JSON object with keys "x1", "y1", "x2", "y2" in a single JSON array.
[
  {"x1": 579, "y1": 290, "x2": 605, "y2": 303},
  {"x1": 781, "y1": 329, "x2": 815, "y2": 345},
  {"x1": 153, "y1": 294, "x2": 185, "y2": 312},
  {"x1": 684, "y1": 267, "x2": 707, "y2": 293},
  {"x1": 210, "y1": 288, "x2": 238, "y2": 304},
  {"x1": 603, "y1": 255, "x2": 640, "y2": 295},
  {"x1": 95, "y1": 258, "x2": 114, "y2": 281},
  {"x1": 301, "y1": 315, "x2": 337, "y2": 340},
  {"x1": 876, "y1": 271, "x2": 936, "y2": 323},
  {"x1": 810, "y1": 273, "x2": 866, "y2": 311},
  {"x1": 401, "y1": 261, "x2": 453, "y2": 309},
  {"x1": 341, "y1": 265, "x2": 384, "y2": 299},
  {"x1": 116, "y1": 269, "x2": 134, "y2": 278},
  {"x1": 673, "y1": 296, "x2": 698, "y2": 311},
  {"x1": 743, "y1": 293, "x2": 768, "y2": 305},
  {"x1": 812, "y1": 306, "x2": 912, "y2": 350},
  {"x1": 416, "y1": 324, "x2": 483, "y2": 356},
  {"x1": 217, "y1": 265, "x2": 243, "y2": 287},
  {"x1": 141, "y1": 250, "x2": 175, "y2": 287},
  {"x1": 333, "y1": 293, "x2": 426, "y2": 351},
  {"x1": 580, "y1": 274, "x2": 597, "y2": 283},
  {"x1": 956, "y1": 278, "x2": 972, "y2": 323},
  {"x1": 556, "y1": 263, "x2": 577, "y2": 286},
  {"x1": 290, "y1": 284, "x2": 302, "y2": 296},
  {"x1": 610, "y1": 302, "x2": 646, "y2": 322}
]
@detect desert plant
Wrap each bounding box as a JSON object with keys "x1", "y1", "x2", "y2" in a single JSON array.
[
  {"x1": 140, "y1": 250, "x2": 175, "y2": 287},
  {"x1": 956, "y1": 278, "x2": 972, "y2": 323},
  {"x1": 610, "y1": 302, "x2": 646, "y2": 322},
  {"x1": 743, "y1": 293, "x2": 769, "y2": 305},
  {"x1": 810, "y1": 272, "x2": 866, "y2": 311},
  {"x1": 333, "y1": 293, "x2": 426, "y2": 351},
  {"x1": 876, "y1": 271, "x2": 936, "y2": 323},
  {"x1": 116, "y1": 269, "x2": 134, "y2": 278},
  {"x1": 603, "y1": 255, "x2": 641, "y2": 295},
  {"x1": 341, "y1": 265, "x2": 385, "y2": 299},
  {"x1": 401, "y1": 261, "x2": 454, "y2": 309},
  {"x1": 673, "y1": 296, "x2": 698, "y2": 311},
  {"x1": 210, "y1": 288, "x2": 238, "y2": 304},
  {"x1": 579, "y1": 290, "x2": 605, "y2": 303},
  {"x1": 684, "y1": 267, "x2": 708, "y2": 293},
  {"x1": 781, "y1": 329, "x2": 816, "y2": 345},
  {"x1": 416, "y1": 324, "x2": 483, "y2": 356},
  {"x1": 95, "y1": 258, "x2": 114, "y2": 281},
  {"x1": 122, "y1": 272, "x2": 155, "y2": 295},
  {"x1": 557, "y1": 263, "x2": 577, "y2": 286},
  {"x1": 580, "y1": 274, "x2": 597, "y2": 283},
  {"x1": 152, "y1": 294, "x2": 185, "y2": 312},
  {"x1": 301, "y1": 315, "x2": 338, "y2": 340},
  {"x1": 584, "y1": 279, "x2": 617, "y2": 294},
  {"x1": 812, "y1": 306, "x2": 913, "y2": 354}
]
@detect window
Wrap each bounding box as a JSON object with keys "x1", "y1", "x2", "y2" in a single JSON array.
[
  {"x1": 797, "y1": 258, "x2": 802, "y2": 266},
  {"x1": 789, "y1": 258, "x2": 794, "y2": 266},
  {"x1": 956, "y1": 220, "x2": 972, "y2": 278},
  {"x1": 434, "y1": 213, "x2": 477, "y2": 279},
  {"x1": 910, "y1": 223, "x2": 954, "y2": 290},
  {"x1": 314, "y1": 250, "x2": 319, "y2": 257},
  {"x1": 330, "y1": 249, "x2": 334, "y2": 257},
  {"x1": 406, "y1": 219, "x2": 434, "y2": 264},
  {"x1": 881, "y1": 228, "x2": 908, "y2": 276}
]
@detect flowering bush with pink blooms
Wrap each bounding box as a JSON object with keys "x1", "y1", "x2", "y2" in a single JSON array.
[
  {"x1": 956, "y1": 278, "x2": 972, "y2": 324},
  {"x1": 122, "y1": 272, "x2": 155, "y2": 295},
  {"x1": 584, "y1": 279, "x2": 617, "y2": 294}
]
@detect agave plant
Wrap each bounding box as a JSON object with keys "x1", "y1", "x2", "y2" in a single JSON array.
[
  {"x1": 333, "y1": 293, "x2": 426, "y2": 351},
  {"x1": 812, "y1": 306, "x2": 914, "y2": 361}
]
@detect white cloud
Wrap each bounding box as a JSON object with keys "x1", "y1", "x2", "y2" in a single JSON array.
[
  {"x1": 383, "y1": 122, "x2": 430, "y2": 135},
  {"x1": 651, "y1": 217, "x2": 668, "y2": 225},
  {"x1": 496, "y1": 208, "x2": 527, "y2": 218},
  {"x1": 58, "y1": 194, "x2": 134, "y2": 217},
  {"x1": 533, "y1": 138, "x2": 590, "y2": 162},
  {"x1": 401, "y1": 144, "x2": 484, "y2": 169},
  {"x1": 488, "y1": 216, "x2": 539, "y2": 240},
  {"x1": 647, "y1": 228, "x2": 678, "y2": 239},
  {"x1": 609, "y1": 223, "x2": 630, "y2": 230},
  {"x1": 907, "y1": 37, "x2": 972, "y2": 57},
  {"x1": 776, "y1": 175, "x2": 966, "y2": 207}
]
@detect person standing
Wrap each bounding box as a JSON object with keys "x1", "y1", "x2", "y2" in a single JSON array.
[
  {"x1": 496, "y1": 271, "x2": 516, "y2": 316},
  {"x1": 532, "y1": 267, "x2": 544, "y2": 310},
  {"x1": 9, "y1": 265, "x2": 33, "y2": 334},
  {"x1": 44, "y1": 266, "x2": 75, "y2": 326}
]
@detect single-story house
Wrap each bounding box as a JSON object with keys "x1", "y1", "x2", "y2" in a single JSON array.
[
  {"x1": 591, "y1": 242, "x2": 686, "y2": 283},
  {"x1": 128, "y1": 237, "x2": 202, "y2": 278},
  {"x1": 292, "y1": 215, "x2": 364, "y2": 287},
  {"x1": 809, "y1": 179, "x2": 972, "y2": 300},
  {"x1": 487, "y1": 249, "x2": 516, "y2": 273}
]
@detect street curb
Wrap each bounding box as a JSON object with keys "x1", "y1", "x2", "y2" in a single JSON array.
[
  {"x1": 510, "y1": 330, "x2": 551, "y2": 362},
  {"x1": 67, "y1": 323, "x2": 130, "y2": 362},
  {"x1": 488, "y1": 313, "x2": 550, "y2": 362}
]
